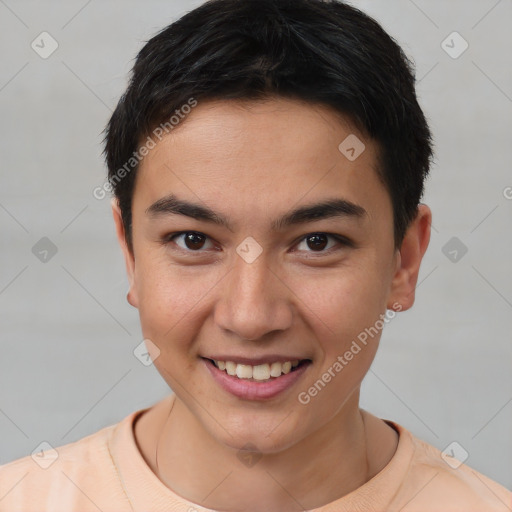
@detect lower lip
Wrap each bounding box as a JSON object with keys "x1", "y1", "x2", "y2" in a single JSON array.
[{"x1": 202, "y1": 358, "x2": 311, "y2": 401}]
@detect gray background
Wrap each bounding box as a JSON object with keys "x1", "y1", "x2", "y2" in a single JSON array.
[{"x1": 1, "y1": 0, "x2": 511, "y2": 491}]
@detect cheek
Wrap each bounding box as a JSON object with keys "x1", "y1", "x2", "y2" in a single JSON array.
[
  {"x1": 134, "y1": 255, "x2": 222, "y2": 349},
  {"x1": 292, "y1": 263, "x2": 387, "y2": 340},
  {"x1": 291, "y1": 261, "x2": 388, "y2": 393},
  {"x1": 293, "y1": 271, "x2": 385, "y2": 421}
]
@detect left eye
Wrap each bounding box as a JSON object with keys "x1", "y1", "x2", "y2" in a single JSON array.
[{"x1": 295, "y1": 233, "x2": 347, "y2": 253}]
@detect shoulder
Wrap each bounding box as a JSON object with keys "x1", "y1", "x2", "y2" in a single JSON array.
[
  {"x1": 395, "y1": 424, "x2": 512, "y2": 511},
  {"x1": 0, "y1": 421, "x2": 130, "y2": 512}
]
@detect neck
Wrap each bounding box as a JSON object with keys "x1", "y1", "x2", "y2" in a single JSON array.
[{"x1": 141, "y1": 390, "x2": 398, "y2": 512}]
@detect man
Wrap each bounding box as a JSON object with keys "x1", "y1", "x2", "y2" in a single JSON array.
[{"x1": 1, "y1": 1, "x2": 511, "y2": 510}]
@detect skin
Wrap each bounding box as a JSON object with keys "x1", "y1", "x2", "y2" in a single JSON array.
[{"x1": 112, "y1": 97, "x2": 431, "y2": 512}]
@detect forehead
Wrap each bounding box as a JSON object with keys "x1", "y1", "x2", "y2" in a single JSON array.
[{"x1": 133, "y1": 98, "x2": 391, "y2": 228}]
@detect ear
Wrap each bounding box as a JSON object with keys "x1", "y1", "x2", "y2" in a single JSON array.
[
  {"x1": 111, "y1": 198, "x2": 139, "y2": 308},
  {"x1": 387, "y1": 204, "x2": 432, "y2": 311}
]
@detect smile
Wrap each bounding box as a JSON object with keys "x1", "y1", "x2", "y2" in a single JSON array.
[
  {"x1": 210, "y1": 359, "x2": 306, "y2": 380},
  {"x1": 201, "y1": 357, "x2": 312, "y2": 400}
]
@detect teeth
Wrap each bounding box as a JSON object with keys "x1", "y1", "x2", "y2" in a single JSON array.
[
  {"x1": 269, "y1": 362, "x2": 282, "y2": 377},
  {"x1": 236, "y1": 364, "x2": 253, "y2": 379},
  {"x1": 213, "y1": 359, "x2": 302, "y2": 380},
  {"x1": 252, "y1": 364, "x2": 270, "y2": 380},
  {"x1": 225, "y1": 361, "x2": 237, "y2": 376}
]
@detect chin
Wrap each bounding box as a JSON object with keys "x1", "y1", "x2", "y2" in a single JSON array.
[{"x1": 211, "y1": 416, "x2": 306, "y2": 456}]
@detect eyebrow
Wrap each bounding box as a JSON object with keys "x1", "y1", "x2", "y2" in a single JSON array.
[{"x1": 146, "y1": 194, "x2": 367, "y2": 231}]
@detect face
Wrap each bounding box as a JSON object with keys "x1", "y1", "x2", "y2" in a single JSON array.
[{"x1": 113, "y1": 98, "x2": 431, "y2": 453}]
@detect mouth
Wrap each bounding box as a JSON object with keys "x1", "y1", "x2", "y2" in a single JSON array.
[
  {"x1": 202, "y1": 357, "x2": 312, "y2": 381},
  {"x1": 200, "y1": 357, "x2": 313, "y2": 400}
]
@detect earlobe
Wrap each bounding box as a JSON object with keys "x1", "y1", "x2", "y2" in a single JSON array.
[
  {"x1": 127, "y1": 290, "x2": 137, "y2": 308},
  {"x1": 387, "y1": 204, "x2": 432, "y2": 311},
  {"x1": 111, "y1": 198, "x2": 139, "y2": 309}
]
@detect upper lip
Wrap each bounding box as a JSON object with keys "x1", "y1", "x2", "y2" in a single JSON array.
[{"x1": 201, "y1": 355, "x2": 311, "y2": 366}]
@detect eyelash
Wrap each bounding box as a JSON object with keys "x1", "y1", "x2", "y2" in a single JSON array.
[{"x1": 162, "y1": 231, "x2": 353, "y2": 256}]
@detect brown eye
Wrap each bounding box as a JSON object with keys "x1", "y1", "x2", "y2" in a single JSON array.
[
  {"x1": 305, "y1": 233, "x2": 328, "y2": 251},
  {"x1": 169, "y1": 232, "x2": 214, "y2": 251},
  {"x1": 184, "y1": 232, "x2": 205, "y2": 250},
  {"x1": 295, "y1": 233, "x2": 351, "y2": 254}
]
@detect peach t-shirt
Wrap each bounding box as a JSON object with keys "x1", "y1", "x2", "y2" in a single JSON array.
[{"x1": 1, "y1": 393, "x2": 511, "y2": 511}]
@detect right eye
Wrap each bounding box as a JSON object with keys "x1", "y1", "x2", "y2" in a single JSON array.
[{"x1": 164, "y1": 231, "x2": 217, "y2": 252}]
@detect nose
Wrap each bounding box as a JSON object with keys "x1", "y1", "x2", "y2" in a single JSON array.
[{"x1": 214, "y1": 253, "x2": 293, "y2": 342}]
